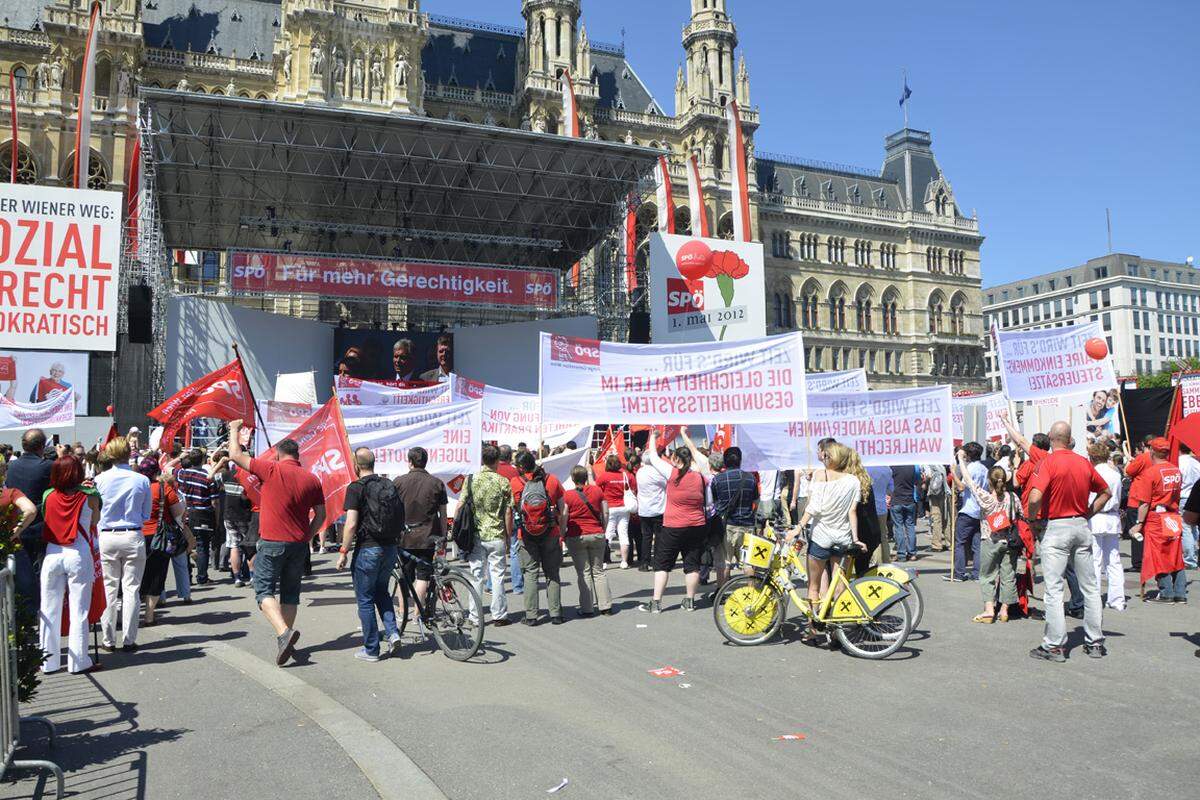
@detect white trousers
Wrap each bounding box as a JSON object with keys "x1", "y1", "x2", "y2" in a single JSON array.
[
  {"x1": 100, "y1": 531, "x2": 147, "y2": 647},
  {"x1": 39, "y1": 537, "x2": 95, "y2": 673},
  {"x1": 606, "y1": 508, "x2": 630, "y2": 547},
  {"x1": 468, "y1": 539, "x2": 508, "y2": 620},
  {"x1": 1091, "y1": 533, "x2": 1126, "y2": 610}
]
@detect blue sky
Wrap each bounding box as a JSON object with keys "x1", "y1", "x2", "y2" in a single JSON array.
[{"x1": 427, "y1": 0, "x2": 1199, "y2": 286}]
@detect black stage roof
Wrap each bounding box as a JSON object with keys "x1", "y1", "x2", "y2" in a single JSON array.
[{"x1": 139, "y1": 89, "x2": 661, "y2": 271}]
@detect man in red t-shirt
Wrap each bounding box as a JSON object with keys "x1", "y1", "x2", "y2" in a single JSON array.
[
  {"x1": 1025, "y1": 421, "x2": 1111, "y2": 663},
  {"x1": 509, "y1": 450, "x2": 567, "y2": 625},
  {"x1": 1129, "y1": 438, "x2": 1186, "y2": 602},
  {"x1": 229, "y1": 420, "x2": 326, "y2": 666}
]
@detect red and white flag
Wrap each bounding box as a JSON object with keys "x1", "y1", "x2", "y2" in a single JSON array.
[
  {"x1": 149, "y1": 359, "x2": 257, "y2": 445},
  {"x1": 725, "y1": 99, "x2": 752, "y2": 242},
  {"x1": 570, "y1": 260, "x2": 581, "y2": 290},
  {"x1": 624, "y1": 193, "x2": 638, "y2": 293},
  {"x1": 592, "y1": 425, "x2": 627, "y2": 472},
  {"x1": 686, "y1": 154, "x2": 710, "y2": 238},
  {"x1": 655, "y1": 156, "x2": 675, "y2": 234},
  {"x1": 125, "y1": 116, "x2": 142, "y2": 250},
  {"x1": 560, "y1": 70, "x2": 580, "y2": 138},
  {"x1": 74, "y1": 2, "x2": 103, "y2": 189},
  {"x1": 278, "y1": 397, "x2": 355, "y2": 521},
  {"x1": 7, "y1": 70, "x2": 17, "y2": 183}
]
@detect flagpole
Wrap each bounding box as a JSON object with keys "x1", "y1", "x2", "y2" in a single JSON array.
[
  {"x1": 8, "y1": 70, "x2": 17, "y2": 183},
  {"x1": 901, "y1": 68, "x2": 909, "y2": 128},
  {"x1": 231, "y1": 343, "x2": 272, "y2": 450}
]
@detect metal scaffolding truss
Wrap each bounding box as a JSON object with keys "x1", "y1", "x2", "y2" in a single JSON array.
[{"x1": 139, "y1": 89, "x2": 661, "y2": 273}]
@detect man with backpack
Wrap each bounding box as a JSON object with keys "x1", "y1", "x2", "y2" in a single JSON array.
[
  {"x1": 337, "y1": 448, "x2": 406, "y2": 662},
  {"x1": 509, "y1": 450, "x2": 567, "y2": 625},
  {"x1": 923, "y1": 463, "x2": 951, "y2": 552}
]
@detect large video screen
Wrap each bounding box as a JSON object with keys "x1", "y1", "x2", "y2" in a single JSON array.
[
  {"x1": 0, "y1": 350, "x2": 89, "y2": 409},
  {"x1": 333, "y1": 330, "x2": 454, "y2": 383}
]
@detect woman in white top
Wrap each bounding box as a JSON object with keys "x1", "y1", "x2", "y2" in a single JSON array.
[
  {"x1": 956, "y1": 450, "x2": 1021, "y2": 623},
  {"x1": 635, "y1": 450, "x2": 669, "y2": 572},
  {"x1": 1088, "y1": 442, "x2": 1125, "y2": 611},
  {"x1": 785, "y1": 443, "x2": 866, "y2": 637}
]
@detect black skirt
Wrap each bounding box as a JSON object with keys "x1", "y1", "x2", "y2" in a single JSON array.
[{"x1": 140, "y1": 548, "x2": 172, "y2": 598}]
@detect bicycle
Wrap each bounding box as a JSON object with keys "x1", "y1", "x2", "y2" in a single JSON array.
[
  {"x1": 388, "y1": 546, "x2": 484, "y2": 661},
  {"x1": 713, "y1": 527, "x2": 913, "y2": 659}
]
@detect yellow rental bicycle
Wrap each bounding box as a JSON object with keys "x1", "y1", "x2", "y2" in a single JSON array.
[{"x1": 713, "y1": 528, "x2": 913, "y2": 659}]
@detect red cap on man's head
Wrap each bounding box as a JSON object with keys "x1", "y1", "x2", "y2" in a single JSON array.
[{"x1": 1149, "y1": 437, "x2": 1171, "y2": 453}]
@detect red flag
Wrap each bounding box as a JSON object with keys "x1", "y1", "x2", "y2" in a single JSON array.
[
  {"x1": 593, "y1": 425, "x2": 627, "y2": 472},
  {"x1": 101, "y1": 422, "x2": 118, "y2": 447},
  {"x1": 624, "y1": 194, "x2": 638, "y2": 294},
  {"x1": 149, "y1": 359, "x2": 256, "y2": 445},
  {"x1": 710, "y1": 424, "x2": 733, "y2": 452},
  {"x1": 74, "y1": 3, "x2": 103, "y2": 189},
  {"x1": 570, "y1": 261, "x2": 581, "y2": 290},
  {"x1": 279, "y1": 397, "x2": 355, "y2": 521},
  {"x1": 125, "y1": 118, "x2": 141, "y2": 250},
  {"x1": 1167, "y1": 386, "x2": 1199, "y2": 464}
]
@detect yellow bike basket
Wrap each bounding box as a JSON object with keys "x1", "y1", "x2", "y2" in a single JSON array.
[{"x1": 741, "y1": 531, "x2": 776, "y2": 570}]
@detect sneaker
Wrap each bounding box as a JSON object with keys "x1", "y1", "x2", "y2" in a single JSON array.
[
  {"x1": 1174, "y1": 597, "x2": 1188, "y2": 605},
  {"x1": 1029, "y1": 645, "x2": 1066, "y2": 663},
  {"x1": 354, "y1": 649, "x2": 381, "y2": 663},
  {"x1": 233, "y1": 579, "x2": 245, "y2": 588},
  {"x1": 620, "y1": 561, "x2": 629, "y2": 569},
  {"x1": 1084, "y1": 643, "x2": 1107, "y2": 659},
  {"x1": 387, "y1": 633, "x2": 403, "y2": 656},
  {"x1": 638, "y1": 600, "x2": 662, "y2": 614},
  {"x1": 1065, "y1": 607, "x2": 1084, "y2": 619},
  {"x1": 522, "y1": 617, "x2": 538, "y2": 627},
  {"x1": 1147, "y1": 595, "x2": 1174, "y2": 604},
  {"x1": 550, "y1": 616, "x2": 565, "y2": 625},
  {"x1": 276, "y1": 628, "x2": 301, "y2": 666},
  {"x1": 681, "y1": 597, "x2": 696, "y2": 612},
  {"x1": 941, "y1": 574, "x2": 966, "y2": 582},
  {"x1": 120, "y1": 643, "x2": 139, "y2": 653}
]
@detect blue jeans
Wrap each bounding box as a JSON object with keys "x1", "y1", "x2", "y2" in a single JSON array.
[
  {"x1": 486, "y1": 535, "x2": 525, "y2": 594},
  {"x1": 954, "y1": 513, "x2": 981, "y2": 580},
  {"x1": 1183, "y1": 523, "x2": 1198, "y2": 569},
  {"x1": 352, "y1": 545, "x2": 399, "y2": 656},
  {"x1": 1157, "y1": 569, "x2": 1188, "y2": 601},
  {"x1": 253, "y1": 540, "x2": 309, "y2": 606},
  {"x1": 890, "y1": 504, "x2": 917, "y2": 558},
  {"x1": 170, "y1": 551, "x2": 191, "y2": 600},
  {"x1": 1065, "y1": 561, "x2": 1084, "y2": 613}
]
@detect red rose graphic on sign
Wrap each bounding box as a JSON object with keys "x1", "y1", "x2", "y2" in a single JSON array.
[{"x1": 674, "y1": 241, "x2": 751, "y2": 340}]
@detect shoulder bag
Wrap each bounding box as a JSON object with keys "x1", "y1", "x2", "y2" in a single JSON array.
[{"x1": 148, "y1": 482, "x2": 179, "y2": 555}]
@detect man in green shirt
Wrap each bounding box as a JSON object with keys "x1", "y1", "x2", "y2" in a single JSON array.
[{"x1": 465, "y1": 444, "x2": 513, "y2": 626}]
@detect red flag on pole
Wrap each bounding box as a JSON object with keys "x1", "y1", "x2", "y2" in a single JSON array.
[
  {"x1": 686, "y1": 154, "x2": 711, "y2": 238},
  {"x1": 570, "y1": 261, "x2": 581, "y2": 290},
  {"x1": 560, "y1": 70, "x2": 580, "y2": 138},
  {"x1": 149, "y1": 359, "x2": 256, "y2": 445},
  {"x1": 655, "y1": 156, "x2": 675, "y2": 234},
  {"x1": 592, "y1": 425, "x2": 627, "y2": 472},
  {"x1": 624, "y1": 193, "x2": 638, "y2": 293},
  {"x1": 278, "y1": 397, "x2": 355, "y2": 521},
  {"x1": 74, "y1": 2, "x2": 103, "y2": 189},
  {"x1": 125, "y1": 116, "x2": 142, "y2": 250},
  {"x1": 725, "y1": 99, "x2": 752, "y2": 242}
]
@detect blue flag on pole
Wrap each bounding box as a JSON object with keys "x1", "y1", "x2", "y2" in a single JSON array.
[{"x1": 899, "y1": 81, "x2": 912, "y2": 107}]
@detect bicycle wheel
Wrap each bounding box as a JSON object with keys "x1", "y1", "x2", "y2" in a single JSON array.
[
  {"x1": 906, "y1": 577, "x2": 925, "y2": 631},
  {"x1": 713, "y1": 575, "x2": 786, "y2": 646},
  {"x1": 834, "y1": 597, "x2": 911, "y2": 659},
  {"x1": 428, "y1": 569, "x2": 484, "y2": 661},
  {"x1": 387, "y1": 570, "x2": 413, "y2": 638}
]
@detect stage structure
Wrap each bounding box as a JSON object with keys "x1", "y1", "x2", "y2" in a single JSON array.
[{"x1": 120, "y1": 89, "x2": 661, "y2": 418}]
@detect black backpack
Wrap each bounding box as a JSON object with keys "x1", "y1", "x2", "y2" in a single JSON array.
[
  {"x1": 450, "y1": 475, "x2": 478, "y2": 554},
  {"x1": 357, "y1": 475, "x2": 405, "y2": 545}
]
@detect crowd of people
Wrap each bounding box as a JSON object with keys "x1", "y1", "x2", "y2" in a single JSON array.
[{"x1": 2, "y1": 410, "x2": 1196, "y2": 674}]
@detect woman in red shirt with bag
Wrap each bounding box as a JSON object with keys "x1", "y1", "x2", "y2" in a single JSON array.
[
  {"x1": 594, "y1": 455, "x2": 637, "y2": 569},
  {"x1": 138, "y1": 456, "x2": 194, "y2": 626},
  {"x1": 638, "y1": 430, "x2": 711, "y2": 614},
  {"x1": 39, "y1": 455, "x2": 102, "y2": 674},
  {"x1": 562, "y1": 466, "x2": 612, "y2": 616}
]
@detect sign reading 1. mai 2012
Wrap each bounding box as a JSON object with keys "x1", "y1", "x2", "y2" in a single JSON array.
[{"x1": 0, "y1": 184, "x2": 122, "y2": 352}]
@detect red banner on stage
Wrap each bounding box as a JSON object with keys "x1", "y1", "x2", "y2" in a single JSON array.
[{"x1": 229, "y1": 252, "x2": 559, "y2": 309}]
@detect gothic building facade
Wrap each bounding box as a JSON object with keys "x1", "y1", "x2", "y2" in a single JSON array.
[{"x1": 0, "y1": 0, "x2": 986, "y2": 388}]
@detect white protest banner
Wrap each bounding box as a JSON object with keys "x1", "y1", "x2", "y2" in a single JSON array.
[
  {"x1": 736, "y1": 386, "x2": 953, "y2": 469},
  {"x1": 539, "y1": 331, "x2": 806, "y2": 425},
  {"x1": 335, "y1": 376, "x2": 451, "y2": 407},
  {"x1": 1180, "y1": 373, "x2": 1200, "y2": 418},
  {"x1": 340, "y1": 399, "x2": 481, "y2": 478},
  {"x1": 806, "y1": 368, "x2": 868, "y2": 394},
  {"x1": 274, "y1": 371, "x2": 317, "y2": 406},
  {"x1": 254, "y1": 401, "x2": 315, "y2": 455},
  {"x1": 951, "y1": 392, "x2": 1009, "y2": 442},
  {"x1": 538, "y1": 447, "x2": 590, "y2": 489},
  {"x1": 0, "y1": 389, "x2": 76, "y2": 431},
  {"x1": 451, "y1": 375, "x2": 586, "y2": 448},
  {"x1": 0, "y1": 184, "x2": 121, "y2": 352},
  {"x1": 995, "y1": 322, "x2": 1116, "y2": 401},
  {"x1": 649, "y1": 233, "x2": 766, "y2": 343}
]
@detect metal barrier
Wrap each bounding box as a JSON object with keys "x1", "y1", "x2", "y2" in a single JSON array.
[{"x1": 0, "y1": 557, "x2": 64, "y2": 798}]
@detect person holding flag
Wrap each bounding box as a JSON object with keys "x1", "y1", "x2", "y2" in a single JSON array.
[{"x1": 228, "y1": 419, "x2": 326, "y2": 667}]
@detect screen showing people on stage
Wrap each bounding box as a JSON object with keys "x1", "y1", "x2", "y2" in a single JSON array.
[
  {"x1": 333, "y1": 330, "x2": 454, "y2": 383},
  {"x1": 0, "y1": 350, "x2": 88, "y2": 408}
]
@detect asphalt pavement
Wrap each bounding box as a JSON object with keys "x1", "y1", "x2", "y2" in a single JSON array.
[{"x1": 3, "y1": 532, "x2": 1197, "y2": 800}]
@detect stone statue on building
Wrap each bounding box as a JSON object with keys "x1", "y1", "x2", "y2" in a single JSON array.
[
  {"x1": 225, "y1": 80, "x2": 236, "y2": 95},
  {"x1": 532, "y1": 114, "x2": 547, "y2": 133},
  {"x1": 331, "y1": 46, "x2": 346, "y2": 94},
  {"x1": 370, "y1": 54, "x2": 384, "y2": 92},
  {"x1": 283, "y1": 51, "x2": 292, "y2": 83},
  {"x1": 703, "y1": 136, "x2": 715, "y2": 166},
  {"x1": 310, "y1": 43, "x2": 325, "y2": 76},
  {"x1": 584, "y1": 119, "x2": 599, "y2": 139},
  {"x1": 49, "y1": 59, "x2": 62, "y2": 90},
  {"x1": 34, "y1": 59, "x2": 49, "y2": 91},
  {"x1": 393, "y1": 52, "x2": 409, "y2": 87},
  {"x1": 623, "y1": 129, "x2": 633, "y2": 144},
  {"x1": 483, "y1": 111, "x2": 497, "y2": 126},
  {"x1": 176, "y1": 77, "x2": 188, "y2": 91},
  {"x1": 351, "y1": 56, "x2": 364, "y2": 92},
  {"x1": 117, "y1": 68, "x2": 131, "y2": 97},
  {"x1": 519, "y1": 112, "x2": 531, "y2": 131}
]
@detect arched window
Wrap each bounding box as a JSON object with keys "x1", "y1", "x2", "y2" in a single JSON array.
[
  {"x1": 674, "y1": 206, "x2": 692, "y2": 237},
  {"x1": 800, "y1": 279, "x2": 822, "y2": 330},
  {"x1": 854, "y1": 239, "x2": 872, "y2": 267},
  {"x1": 61, "y1": 149, "x2": 109, "y2": 190},
  {"x1": 880, "y1": 287, "x2": 900, "y2": 335},
  {"x1": 12, "y1": 65, "x2": 28, "y2": 94},
  {"x1": 716, "y1": 212, "x2": 734, "y2": 241},
  {"x1": 636, "y1": 203, "x2": 658, "y2": 247},
  {"x1": 828, "y1": 282, "x2": 848, "y2": 331},
  {"x1": 928, "y1": 291, "x2": 947, "y2": 334},
  {"x1": 0, "y1": 141, "x2": 37, "y2": 184},
  {"x1": 950, "y1": 292, "x2": 968, "y2": 335},
  {"x1": 855, "y1": 284, "x2": 874, "y2": 332}
]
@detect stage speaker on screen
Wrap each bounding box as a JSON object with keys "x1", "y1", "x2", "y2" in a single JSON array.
[{"x1": 128, "y1": 285, "x2": 153, "y2": 344}]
